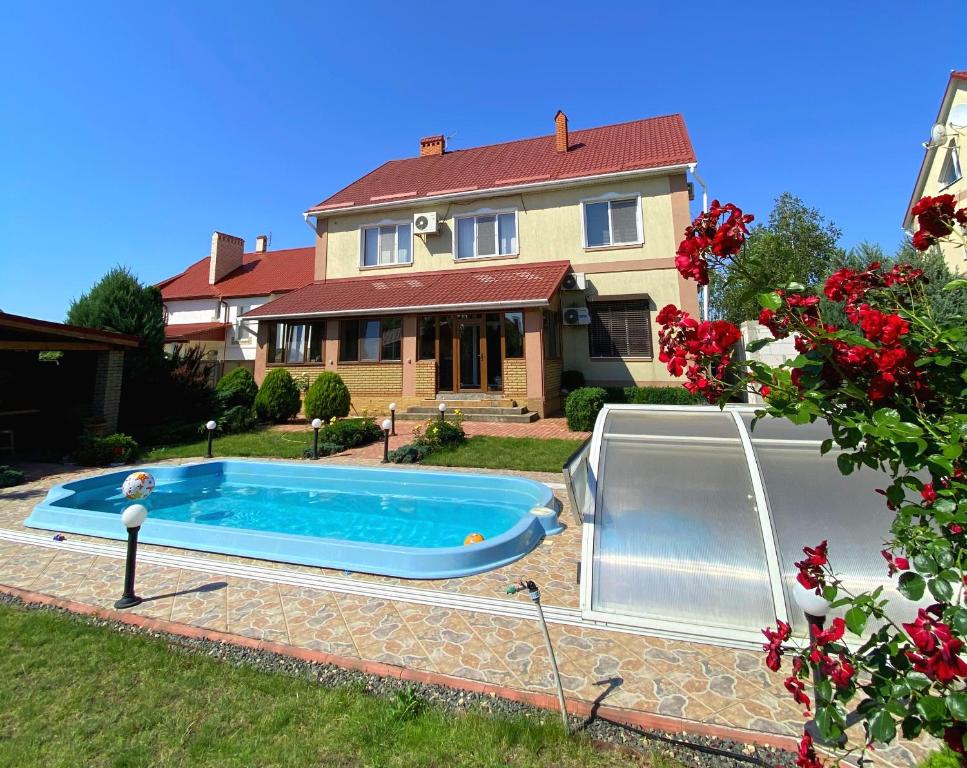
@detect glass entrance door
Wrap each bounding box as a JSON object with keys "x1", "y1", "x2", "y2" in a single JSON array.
[{"x1": 458, "y1": 320, "x2": 483, "y2": 390}]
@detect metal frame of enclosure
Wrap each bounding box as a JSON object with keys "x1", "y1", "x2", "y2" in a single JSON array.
[{"x1": 563, "y1": 404, "x2": 906, "y2": 649}]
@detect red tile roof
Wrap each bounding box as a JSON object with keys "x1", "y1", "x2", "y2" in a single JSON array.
[
  {"x1": 164, "y1": 322, "x2": 228, "y2": 342},
  {"x1": 158, "y1": 247, "x2": 314, "y2": 301},
  {"x1": 953, "y1": 71, "x2": 967, "y2": 81},
  {"x1": 308, "y1": 114, "x2": 695, "y2": 213},
  {"x1": 243, "y1": 261, "x2": 571, "y2": 319}
]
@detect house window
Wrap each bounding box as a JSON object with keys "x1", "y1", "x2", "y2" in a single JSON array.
[
  {"x1": 362, "y1": 223, "x2": 412, "y2": 267},
  {"x1": 456, "y1": 211, "x2": 518, "y2": 259},
  {"x1": 503, "y1": 312, "x2": 524, "y2": 358},
  {"x1": 418, "y1": 316, "x2": 436, "y2": 360},
  {"x1": 338, "y1": 317, "x2": 402, "y2": 362},
  {"x1": 583, "y1": 198, "x2": 641, "y2": 248},
  {"x1": 940, "y1": 143, "x2": 962, "y2": 187},
  {"x1": 588, "y1": 299, "x2": 652, "y2": 358},
  {"x1": 267, "y1": 322, "x2": 324, "y2": 364},
  {"x1": 543, "y1": 311, "x2": 561, "y2": 358}
]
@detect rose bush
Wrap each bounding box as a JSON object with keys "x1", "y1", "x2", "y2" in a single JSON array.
[{"x1": 658, "y1": 197, "x2": 967, "y2": 765}]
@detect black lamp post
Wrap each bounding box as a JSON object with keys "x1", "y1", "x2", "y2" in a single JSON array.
[
  {"x1": 205, "y1": 420, "x2": 217, "y2": 458},
  {"x1": 438, "y1": 402, "x2": 447, "y2": 423},
  {"x1": 311, "y1": 418, "x2": 322, "y2": 459},
  {"x1": 115, "y1": 503, "x2": 147, "y2": 609},
  {"x1": 388, "y1": 402, "x2": 397, "y2": 436},
  {"x1": 381, "y1": 418, "x2": 392, "y2": 463}
]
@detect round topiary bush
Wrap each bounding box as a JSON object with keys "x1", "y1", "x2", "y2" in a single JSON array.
[
  {"x1": 303, "y1": 372, "x2": 351, "y2": 422},
  {"x1": 564, "y1": 387, "x2": 607, "y2": 432},
  {"x1": 215, "y1": 367, "x2": 259, "y2": 410},
  {"x1": 254, "y1": 368, "x2": 301, "y2": 423},
  {"x1": 561, "y1": 369, "x2": 586, "y2": 392}
]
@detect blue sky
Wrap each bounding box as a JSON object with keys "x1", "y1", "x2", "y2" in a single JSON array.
[{"x1": 0, "y1": 1, "x2": 961, "y2": 321}]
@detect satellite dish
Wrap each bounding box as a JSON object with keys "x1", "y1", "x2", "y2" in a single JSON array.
[
  {"x1": 949, "y1": 103, "x2": 967, "y2": 127},
  {"x1": 931, "y1": 123, "x2": 947, "y2": 144}
]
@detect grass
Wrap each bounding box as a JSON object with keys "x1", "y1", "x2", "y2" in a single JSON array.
[
  {"x1": 422, "y1": 436, "x2": 585, "y2": 473},
  {"x1": 0, "y1": 602, "x2": 647, "y2": 768},
  {"x1": 143, "y1": 427, "x2": 312, "y2": 461}
]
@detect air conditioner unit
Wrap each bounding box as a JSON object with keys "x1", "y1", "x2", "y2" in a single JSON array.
[
  {"x1": 561, "y1": 272, "x2": 586, "y2": 291},
  {"x1": 413, "y1": 211, "x2": 438, "y2": 235},
  {"x1": 563, "y1": 307, "x2": 591, "y2": 326}
]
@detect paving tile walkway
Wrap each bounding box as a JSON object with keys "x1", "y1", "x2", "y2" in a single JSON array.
[{"x1": 0, "y1": 461, "x2": 931, "y2": 767}]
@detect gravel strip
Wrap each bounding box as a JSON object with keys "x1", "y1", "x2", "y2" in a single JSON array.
[{"x1": 1, "y1": 592, "x2": 795, "y2": 768}]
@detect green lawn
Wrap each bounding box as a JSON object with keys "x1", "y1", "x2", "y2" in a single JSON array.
[
  {"x1": 423, "y1": 436, "x2": 585, "y2": 473},
  {"x1": 0, "y1": 603, "x2": 642, "y2": 768},
  {"x1": 144, "y1": 427, "x2": 312, "y2": 461}
]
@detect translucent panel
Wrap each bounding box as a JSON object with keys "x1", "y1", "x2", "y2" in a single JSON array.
[
  {"x1": 363, "y1": 228, "x2": 379, "y2": 266},
  {"x1": 584, "y1": 202, "x2": 610, "y2": 247},
  {"x1": 396, "y1": 224, "x2": 412, "y2": 263},
  {"x1": 563, "y1": 441, "x2": 591, "y2": 526},
  {"x1": 592, "y1": 438, "x2": 776, "y2": 631},
  {"x1": 752, "y1": 441, "x2": 913, "y2": 635},
  {"x1": 740, "y1": 412, "x2": 830, "y2": 443},
  {"x1": 603, "y1": 409, "x2": 740, "y2": 440},
  {"x1": 457, "y1": 217, "x2": 475, "y2": 259},
  {"x1": 498, "y1": 212, "x2": 517, "y2": 254},
  {"x1": 476, "y1": 216, "x2": 496, "y2": 256},
  {"x1": 610, "y1": 199, "x2": 638, "y2": 243}
]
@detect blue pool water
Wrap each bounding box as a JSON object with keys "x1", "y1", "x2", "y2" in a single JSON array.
[{"x1": 26, "y1": 461, "x2": 563, "y2": 578}]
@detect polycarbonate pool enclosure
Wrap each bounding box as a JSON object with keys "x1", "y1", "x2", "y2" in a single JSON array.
[{"x1": 563, "y1": 404, "x2": 914, "y2": 648}]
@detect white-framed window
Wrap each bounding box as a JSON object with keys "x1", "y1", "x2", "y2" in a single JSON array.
[
  {"x1": 940, "y1": 143, "x2": 963, "y2": 187},
  {"x1": 455, "y1": 209, "x2": 518, "y2": 259},
  {"x1": 361, "y1": 222, "x2": 412, "y2": 267},
  {"x1": 582, "y1": 196, "x2": 642, "y2": 248}
]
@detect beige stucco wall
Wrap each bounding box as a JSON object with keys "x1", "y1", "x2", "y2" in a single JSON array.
[
  {"x1": 913, "y1": 80, "x2": 967, "y2": 275},
  {"x1": 319, "y1": 173, "x2": 686, "y2": 279}
]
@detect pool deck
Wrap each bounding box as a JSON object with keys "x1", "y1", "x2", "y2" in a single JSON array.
[{"x1": 0, "y1": 458, "x2": 933, "y2": 767}]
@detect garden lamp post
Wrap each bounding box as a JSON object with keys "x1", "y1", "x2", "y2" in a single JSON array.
[
  {"x1": 311, "y1": 418, "x2": 323, "y2": 460},
  {"x1": 115, "y1": 503, "x2": 147, "y2": 609},
  {"x1": 205, "y1": 420, "x2": 217, "y2": 458},
  {"x1": 438, "y1": 402, "x2": 447, "y2": 423},
  {"x1": 507, "y1": 578, "x2": 569, "y2": 735},
  {"x1": 388, "y1": 402, "x2": 397, "y2": 436},
  {"x1": 381, "y1": 418, "x2": 392, "y2": 463}
]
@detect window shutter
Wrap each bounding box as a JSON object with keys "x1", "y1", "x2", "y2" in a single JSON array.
[{"x1": 588, "y1": 300, "x2": 652, "y2": 358}]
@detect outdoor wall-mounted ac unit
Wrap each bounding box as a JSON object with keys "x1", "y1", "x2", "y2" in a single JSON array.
[
  {"x1": 561, "y1": 272, "x2": 586, "y2": 291},
  {"x1": 563, "y1": 307, "x2": 591, "y2": 326},
  {"x1": 413, "y1": 212, "x2": 438, "y2": 235}
]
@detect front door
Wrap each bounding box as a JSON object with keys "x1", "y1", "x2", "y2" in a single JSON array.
[{"x1": 458, "y1": 318, "x2": 484, "y2": 390}]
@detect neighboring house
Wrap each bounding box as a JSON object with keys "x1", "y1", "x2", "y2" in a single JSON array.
[
  {"x1": 905, "y1": 70, "x2": 967, "y2": 274},
  {"x1": 244, "y1": 111, "x2": 703, "y2": 418},
  {"x1": 158, "y1": 234, "x2": 314, "y2": 376}
]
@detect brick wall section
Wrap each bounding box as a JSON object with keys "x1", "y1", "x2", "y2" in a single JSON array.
[
  {"x1": 92, "y1": 350, "x2": 124, "y2": 434},
  {"x1": 738, "y1": 320, "x2": 797, "y2": 404},
  {"x1": 503, "y1": 359, "x2": 527, "y2": 399},
  {"x1": 543, "y1": 358, "x2": 563, "y2": 416},
  {"x1": 415, "y1": 360, "x2": 436, "y2": 397},
  {"x1": 335, "y1": 364, "x2": 403, "y2": 395}
]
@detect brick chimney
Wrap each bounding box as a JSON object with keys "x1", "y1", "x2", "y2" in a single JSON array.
[
  {"x1": 255, "y1": 234, "x2": 268, "y2": 253},
  {"x1": 419, "y1": 135, "x2": 445, "y2": 157},
  {"x1": 555, "y1": 111, "x2": 569, "y2": 153},
  {"x1": 209, "y1": 232, "x2": 244, "y2": 285}
]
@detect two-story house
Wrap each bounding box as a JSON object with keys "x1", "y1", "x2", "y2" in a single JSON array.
[
  {"x1": 244, "y1": 112, "x2": 702, "y2": 418},
  {"x1": 905, "y1": 70, "x2": 967, "y2": 274},
  {"x1": 159, "y1": 234, "x2": 313, "y2": 376}
]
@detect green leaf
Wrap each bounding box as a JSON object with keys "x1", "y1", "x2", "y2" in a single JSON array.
[
  {"x1": 868, "y1": 709, "x2": 896, "y2": 744},
  {"x1": 935, "y1": 499, "x2": 957, "y2": 515},
  {"x1": 901, "y1": 715, "x2": 923, "y2": 740},
  {"x1": 872, "y1": 408, "x2": 901, "y2": 426},
  {"x1": 917, "y1": 695, "x2": 948, "y2": 725},
  {"x1": 947, "y1": 692, "x2": 967, "y2": 721},
  {"x1": 745, "y1": 337, "x2": 774, "y2": 353},
  {"x1": 757, "y1": 291, "x2": 783, "y2": 310},
  {"x1": 942, "y1": 278, "x2": 967, "y2": 292},
  {"x1": 820, "y1": 438, "x2": 833, "y2": 455},
  {"x1": 845, "y1": 606, "x2": 869, "y2": 635},
  {"x1": 929, "y1": 577, "x2": 954, "y2": 602},
  {"x1": 815, "y1": 704, "x2": 843, "y2": 742},
  {"x1": 898, "y1": 572, "x2": 926, "y2": 601},
  {"x1": 837, "y1": 453, "x2": 854, "y2": 476},
  {"x1": 785, "y1": 281, "x2": 806, "y2": 292}
]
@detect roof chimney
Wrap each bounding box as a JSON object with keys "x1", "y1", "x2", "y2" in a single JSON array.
[
  {"x1": 555, "y1": 111, "x2": 569, "y2": 153},
  {"x1": 419, "y1": 135, "x2": 445, "y2": 157},
  {"x1": 209, "y1": 232, "x2": 244, "y2": 285},
  {"x1": 255, "y1": 234, "x2": 268, "y2": 253}
]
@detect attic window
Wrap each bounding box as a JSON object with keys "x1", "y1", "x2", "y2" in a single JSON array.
[{"x1": 940, "y1": 143, "x2": 962, "y2": 187}]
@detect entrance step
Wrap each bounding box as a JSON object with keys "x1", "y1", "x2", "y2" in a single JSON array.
[
  {"x1": 406, "y1": 405, "x2": 529, "y2": 416},
  {"x1": 396, "y1": 410, "x2": 539, "y2": 424}
]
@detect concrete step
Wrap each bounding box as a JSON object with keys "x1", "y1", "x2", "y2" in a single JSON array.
[
  {"x1": 405, "y1": 405, "x2": 529, "y2": 416},
  {"x1": 396, "y1": 411, "x2": 539, "y2": 424}
]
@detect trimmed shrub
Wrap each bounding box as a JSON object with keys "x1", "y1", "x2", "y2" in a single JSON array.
[
  {"x1": 218, "y1": 405, "x2": 258, "y2": 435},
  {"x1": 603, "y1": 386, "x2": 627, "y2": 404},
  {"x1": 303, "y1": 372, "x2": 351, "y2": 422},
  {"x1": 623, "y1": 385, "x2": 704, "y2": 405},
  {"x1": 561, "y1": 369, "x2": 585, "y2": 392},
  {"x1": 564, "y1": 387, "x2": 607, "y2": 432},
  {"x1": 254, "y1": 368, "x2": 301, "y2": 423},
  {"x1": 302, "y1": 441, "x2": 346, "y2": 459},
  {"x1": 74, "y1": 433, "x2": 140, "y2": 466},
  {"x1": 415, "y1": 419, "x2": 465, "y2": 449},
  {"x1": 322, "y1": 418, "x2": 382, "y2": 448},
  {"x1": 215, "y1": 367, "x2": 258, "y2": 410},
  {"x1": 0, "y1": 465, "x2": 25, "y2": 488},
  {"x1": 387, "y1": 443, "x2": 434, "y2": 464}
]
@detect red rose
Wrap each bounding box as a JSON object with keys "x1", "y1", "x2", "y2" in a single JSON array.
[{"x1": 921, "y1": 483, "x2": 937, "y2": 504}]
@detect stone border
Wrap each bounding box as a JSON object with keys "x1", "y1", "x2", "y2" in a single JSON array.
[{"x1": 0, "y1": 581, "x2": 799, "y2": 762}]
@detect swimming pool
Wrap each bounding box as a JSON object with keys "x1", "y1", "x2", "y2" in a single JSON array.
[{"x1": 25, "y1": 461, "x2": 563, "y2": 578}]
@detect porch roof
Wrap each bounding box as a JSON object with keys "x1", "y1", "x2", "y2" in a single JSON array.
[
  {"x1": 164, "y1": 322, "x2": 228, "y2": 342},
  {"x1": 243, "y1": 261, "x2": 571, "y2": 320}
]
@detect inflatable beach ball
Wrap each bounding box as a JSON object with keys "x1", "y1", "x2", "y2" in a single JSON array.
[
  {"x1": 122, "y1": 471, "x2": 155, "y2": 500},
  {"x1": 464, "y1": 532, "x2": 485, "y2": 546}
]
